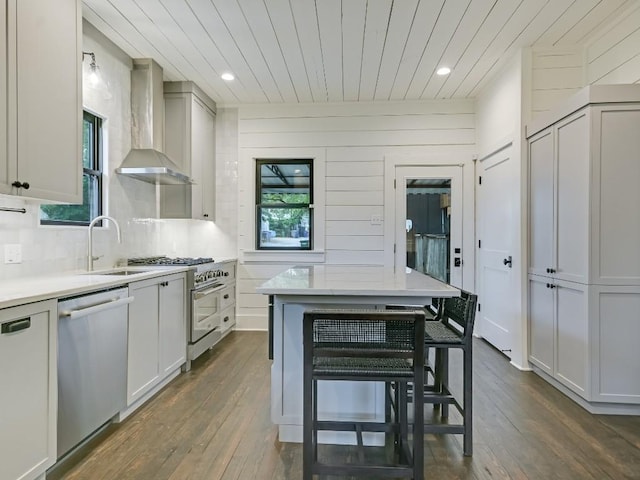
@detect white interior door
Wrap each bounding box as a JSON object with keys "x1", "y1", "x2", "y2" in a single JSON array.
[
  {"x1": 395, "y1": 166, "x2": 463, "y2": 288},
  {"x1": 476, "y1": 147, "x2": 517, "y2": 357}
]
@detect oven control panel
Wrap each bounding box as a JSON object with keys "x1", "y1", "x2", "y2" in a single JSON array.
[{"x1": 194, "y1": 262, "x2": 235, "y2": 288}]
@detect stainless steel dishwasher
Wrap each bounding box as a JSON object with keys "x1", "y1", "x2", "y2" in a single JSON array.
[{"x1": 57, "y1": 287, "x2": 133, "y2": 460}]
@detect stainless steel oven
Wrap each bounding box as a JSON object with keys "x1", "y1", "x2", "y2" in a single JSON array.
[
  {"x1": 186, "y1": 261, "x2": 234, "y2": 368},
  {"x1": 191, "y1": 282, "x2": 225, "y2": 342}
]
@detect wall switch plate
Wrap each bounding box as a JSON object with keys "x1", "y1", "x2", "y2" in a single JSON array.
[
  {"x1": 370, "y1": 215, "x2": 383, "y2": 225},
  {"x1": 4, "y1": 244, "x2": 22, "y2": 264}
]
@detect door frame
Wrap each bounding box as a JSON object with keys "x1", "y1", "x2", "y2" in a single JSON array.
[
  {"x1": 394, "y1": 165, "x2": 464, "y2": 288},
  {"x1": 383, "y1": 152, "x2": 476, "y2": 293}
]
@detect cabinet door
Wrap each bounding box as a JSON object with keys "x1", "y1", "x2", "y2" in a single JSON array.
[
  {"x1": 12, "y1": 0, "x2": 82, "y2": 203},
  {"x1": 0, "y1": 1, "x2": 8, "y2": 195},
  {"x1": 592, "y1": 105, "x2": 640, "y2": 285},
  {"x1": 593, "y1": 285, "x2": 640, "y2": 403},
  {"x1": 555, "y1": 280, "x2": 588, "y2": 397},
  {"x1": 159, "y1": 275, "x2": 187, "y2": 375},
  {"x1": 528, "y1": 128, "x2": 554, "y2": 277},
  {"x1": 528, "y1": 275, "x2": 554, "y2": 374},
  {"x1": 192, "y1": 97, "x2": 216, "y2": 220},
  {"x1": 127, "y1": 282, "x2": 160, "y2": 404},
  {"x1": 555, "y1": 111, "x2": 589, "y2": 283},
  {"x1": 0, "y1": 300, "x2": 56, "y2": 480}
]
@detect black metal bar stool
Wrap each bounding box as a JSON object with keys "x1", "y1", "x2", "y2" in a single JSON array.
[
  {"x1": 303, "y1": 309, "x2": 425, "y2": 479},
  {"x1": 422, "y1": 290, "x2": 477, "y2": 456}
]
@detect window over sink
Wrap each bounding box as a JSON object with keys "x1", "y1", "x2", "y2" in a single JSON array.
[{"x1": 39, "y1": 111, "x2": 103, "y2": 226}]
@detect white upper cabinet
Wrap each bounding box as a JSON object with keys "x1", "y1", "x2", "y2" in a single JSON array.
[
  {"x1": 528, "y1": 84, "x2": 640, "y2": 286},
  {"x1": 528, "y1": 109, "x2": 589, "y2": 284},
  {"x1": 161, "y1": 81, "x2": 216, "y2": 221},
  {"x1": 0, "y1": 0, "x2": 82, "y2": 203}
]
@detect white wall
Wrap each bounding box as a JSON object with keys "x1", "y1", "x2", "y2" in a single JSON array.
[
  {"x1": 232, "y1": 101, "x2": 476, "y2": 330},
  {"x1": 474, "y1": 51, "x2": 528, "y2": 369},
  {"x1": 0, "y1": 20, "x2": 237, "y2": 282}
]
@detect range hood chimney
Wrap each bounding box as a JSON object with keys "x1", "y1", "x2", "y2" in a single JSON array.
[{"x1": 116, "y1": 59, "x2": 193, "y2": 185}]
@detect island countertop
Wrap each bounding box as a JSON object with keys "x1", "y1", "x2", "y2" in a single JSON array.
[{"x1": 256, "y1": 264, "x2": 459, "y2": 298}]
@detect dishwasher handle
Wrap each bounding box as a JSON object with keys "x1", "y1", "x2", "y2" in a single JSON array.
[
  {"x1": 60, "y1": 296, "x2": 134, "y2": 319},
  {"x1": 194, "y1": 284, "x2": 225, "y2": 300}
]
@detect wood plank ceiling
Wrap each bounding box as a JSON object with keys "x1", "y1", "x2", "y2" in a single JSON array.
[{"x1": 82, "y1": 0, "x2": 637, "y2": 105}]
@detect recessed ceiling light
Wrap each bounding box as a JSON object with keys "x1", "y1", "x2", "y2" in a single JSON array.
[
  {"x1": 221, "y1": 72, "x2": 235, "y2": 81},
  {"x1": 436, "y1": 67, "x2": 451, "y2": 76}
]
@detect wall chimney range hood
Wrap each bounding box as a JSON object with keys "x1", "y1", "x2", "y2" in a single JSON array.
[{"x1": 116, "y1": 59, "x2": 193, "y2": 185}]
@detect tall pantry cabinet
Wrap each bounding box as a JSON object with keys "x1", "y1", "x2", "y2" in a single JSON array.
[{"x1": 527, "y1": 84, "x2": 640, "y2": 413}]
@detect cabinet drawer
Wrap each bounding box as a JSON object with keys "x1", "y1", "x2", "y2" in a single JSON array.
[
  {"x1": 220, "y1": 306, "x2": 235, "y2": 333},
  {"x1": 220, "y1": 285, "x2": 235, "y2": 311}
]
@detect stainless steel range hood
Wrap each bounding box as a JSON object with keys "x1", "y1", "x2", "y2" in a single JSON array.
[{"x1": 116, "y1": 59, "x2": 193, "y2": 185}]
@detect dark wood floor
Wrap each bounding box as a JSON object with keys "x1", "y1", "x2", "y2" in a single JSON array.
[{"x1": 54, "y1": 331, "x2": 640, "y2": 480}]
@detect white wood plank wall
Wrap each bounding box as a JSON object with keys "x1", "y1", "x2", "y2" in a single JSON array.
[
  {"x1": 586, "y1": 3, "x2": 640, "y2": 86},
  {"x1": 531, "y1": 48, "x2": 585, "y2": 116},
  {"x1": 234, "y1": 100, "x2": 475, "y2": 330}
]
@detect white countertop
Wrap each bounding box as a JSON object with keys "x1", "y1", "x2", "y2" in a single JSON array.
[
  {"x1": 0, "y1": 266, "x2": 190, "y2": 310},
  {"x1": 256, "y1": 265, "x2": 460, "y2": 297}
]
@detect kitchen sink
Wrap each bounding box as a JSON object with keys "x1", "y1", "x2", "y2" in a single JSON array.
[{"x1": 89, "y1": 269, "x2": 153, "y2": 276}]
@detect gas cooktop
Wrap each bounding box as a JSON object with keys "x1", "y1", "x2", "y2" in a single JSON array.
[{"x1": 127, "y1": 256, "x2": 215, "y2": 266}]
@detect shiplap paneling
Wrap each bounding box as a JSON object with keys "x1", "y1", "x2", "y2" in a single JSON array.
[
  {"x1": 326, "y1": 221, "x2": 384, "y2": 236},
  {"x1": 388, "y1": 0, "x2": 444, "y2": 100},
  {"x1": 373, "y1": 0, "x2": 420, "y2": 101},
  {"x1": 587, "y1": 3, "x2": 640, "y2": 85},
  {"x1": 85, "y1": 0, "x2": 635, "y2": 105},
  {"x1": 325, "y1": 191, "x2": 383, "y2": 206},
  {"x1": 264, "y1": 0, "x2": 313, "y2": 103},
  {"x1": 326, "y1": 205, "x2": 383, "y2": 221},
  {"x1": 238, "y1": 100, "x2": 475, "y2": 118},
  {"x1": 240, "y1": 113, "x2": 475, "y2": 133},
  {"x1": 235, "y1": 99, "x2": 475, "y2": 329},
  {"x1": 325, "y1": 250, "x2": 385, "y2": 265},
  {"x1": 326, "y1": 235, "x2": 384, "y2": 251},
  {"x1": 531, "y1": 48, "x2": 585, "y2": 115},
  {"x1": 240, "y1": 129, "x2": 474, "y2": 148},
  {"x1": 341, "y1": 0, "x2": 367, "y2": 102},
  {"x1": 326, "y1": 176, "x2": 382, "y2": 191},
  {"x1": 326, "y1": 161, "x2": 384, "y2": 177}
]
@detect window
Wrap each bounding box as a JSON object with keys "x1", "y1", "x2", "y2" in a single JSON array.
[
  {"x1": 256, "y1": 159, "x2": 312, "y2": 250},
  {"x1": 40, "y1": 111, "x2": 103, "y2": 226}
]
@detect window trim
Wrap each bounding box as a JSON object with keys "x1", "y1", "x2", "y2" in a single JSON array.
[
  {"x1": 255, "y1": 158, "x2": 313, "y2": 251},
  {"x1": 241, "y1": 147, "x2": 325, "y2": 264},
  {"x1": 40, "y1": 111, "x2": 103, "y2": 227}
]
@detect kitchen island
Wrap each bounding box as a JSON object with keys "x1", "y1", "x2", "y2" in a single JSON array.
[{"x1": 256, "y1": 265, "x2": 459, "y2": 443}]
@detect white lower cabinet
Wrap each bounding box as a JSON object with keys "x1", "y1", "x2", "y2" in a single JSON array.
[
  {"x1": 528, "y1": 275, "x2": 589, "y2": 398},
  {"x1": 591, "y1": 285, "x2": 640, "y2": 405},
  {"x1": 0, "y1": 300, "x2": 56, "y2": 480},
  {"x1": 127, "y1": 273, "x2": 186, "y2": 406}
]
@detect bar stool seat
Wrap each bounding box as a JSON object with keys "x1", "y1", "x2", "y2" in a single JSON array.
[{"x1": 303, "y1": 309, "x2": 425, "y2": 479}]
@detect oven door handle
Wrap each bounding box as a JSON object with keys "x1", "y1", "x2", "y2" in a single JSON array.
[{"x1": 194, "y1": 284, "x2": 225, "y2": 299}]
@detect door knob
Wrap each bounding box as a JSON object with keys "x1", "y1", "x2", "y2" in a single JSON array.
[{"x1": 503, "y1": 256, "x2": 512, "y2": 268}]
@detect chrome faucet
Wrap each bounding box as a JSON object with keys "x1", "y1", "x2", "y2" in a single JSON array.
[{"x1": 87, "y1": 215, "x2": 122, "y2": 271}]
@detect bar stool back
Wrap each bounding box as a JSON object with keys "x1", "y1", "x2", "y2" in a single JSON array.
[{"x1": 303, "y1": 309, "x2": 425, "y2": 479}]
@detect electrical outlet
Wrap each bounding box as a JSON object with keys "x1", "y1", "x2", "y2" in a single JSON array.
[
  {"x1": 370, "y1": 215, "x2": 383, "y2": 225},
  {"x1": 4, "y1": 244, "x2": 22, "y2": 264}
]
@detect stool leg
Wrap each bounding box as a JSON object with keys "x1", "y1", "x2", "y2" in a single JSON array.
[
  {"x1": 303, "y1": 369, "x2": 313, "y2": 479},
  {"x1": 463, "y1": 344, "x2": 473, "y2": 456},
  {"x1": 438, "y1": 348, "x2": 450, "y2": 418}
]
